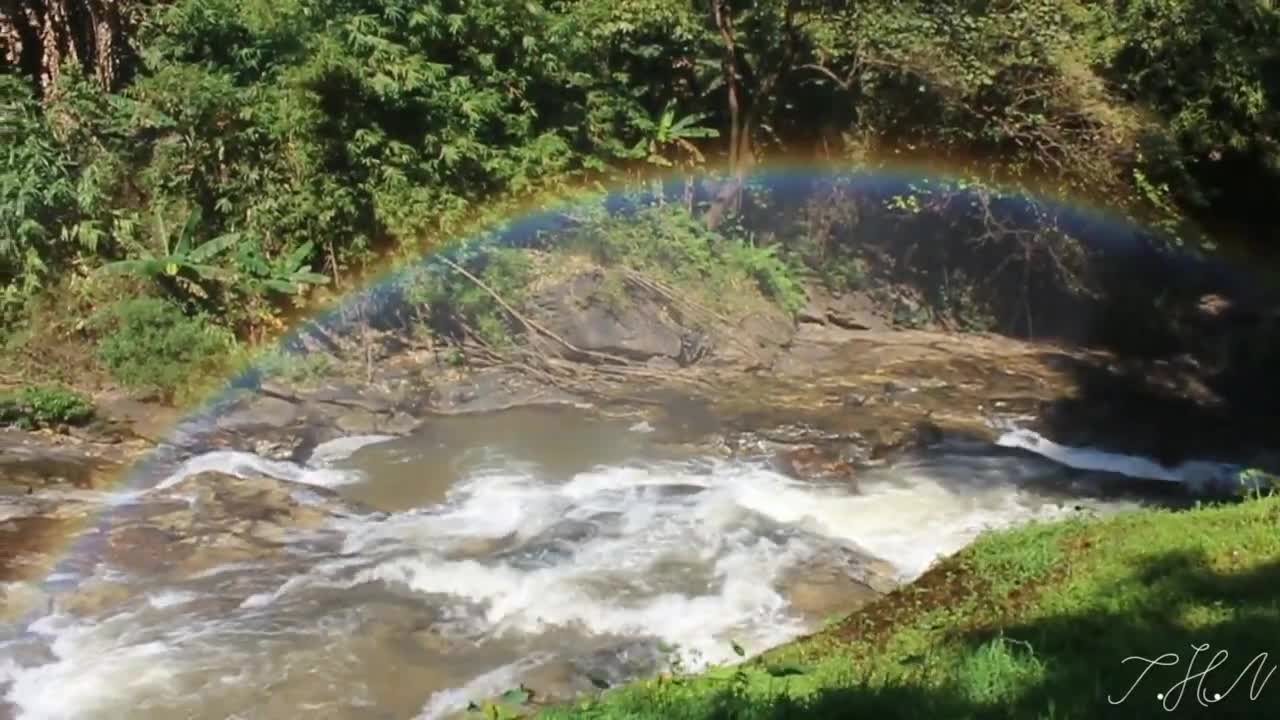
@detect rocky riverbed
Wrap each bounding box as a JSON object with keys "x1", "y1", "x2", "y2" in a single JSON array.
[{"x1": 0, "y1": 266, "x2": 1271, "y2": 719}]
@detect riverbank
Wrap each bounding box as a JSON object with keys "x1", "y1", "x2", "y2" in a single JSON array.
[
  {"x1": 530, "y1": 492, "x2": 1280, "y2": 720},
  {"x1": 3, "y1": 208, "x2": 1280, "y2": 718}
]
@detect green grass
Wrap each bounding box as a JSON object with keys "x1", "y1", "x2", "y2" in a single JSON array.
[{"x1": 524, "y1": 496, "x2": 1280, "y2": 720}]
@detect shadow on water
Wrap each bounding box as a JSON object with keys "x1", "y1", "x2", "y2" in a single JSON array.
[{"x1": 672, "y1": 552, "x2": 1280, "y2": 720}]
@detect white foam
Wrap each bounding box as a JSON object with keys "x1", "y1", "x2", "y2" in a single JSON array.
[
  {"x1": 326, "y1": 456, "x2": 1080, "y2": 670},
  {"x1": 416, "y1": 652, "x2": 554, "y2": 720},
  {"x1": 628, "y1": 421, "x2": 655, "y2": 433},
  {"x1": 152, "y1": 450, "x2": 361, "y2": 492},
  {"x1": 145, "y1": 591, "x2": 198, "y2": 610},
  {"x1": 4, "y1": 613, "x2": 183, "y2": 720},
  {"x1": 2, "y1": 438, "x2": 1146, "y2": 719},
  {"x1": 996, "y1": 428, "x2": 1240, "y2": 493}
]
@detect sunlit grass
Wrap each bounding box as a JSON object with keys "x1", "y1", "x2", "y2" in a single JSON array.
[{"x1": 521, "y1": 495, "x2": 1280, "y2": 720}]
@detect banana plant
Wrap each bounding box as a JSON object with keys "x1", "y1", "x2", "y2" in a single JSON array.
[
  {"x1": 632, "y1": 100, "x2": 720, "y2": 169},
  {"x1": 249, "y1": 240, "x2": 332, "y2": 296},
  {"x1": 101, "y1": 205, "x2": 237, "y2": 300},
  {"x1": 231, "y1": 239, "x2": 332, "y2": 340},
  {"x1": 631, "y1": 101, "x2": 720, "y2": 207}
]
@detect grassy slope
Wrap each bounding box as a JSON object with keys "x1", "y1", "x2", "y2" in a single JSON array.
[{"x1": 540, "y1": 496, "x2": 1280, "y2": 719}]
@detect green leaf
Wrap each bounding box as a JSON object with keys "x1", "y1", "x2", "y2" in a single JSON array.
[
  {"x1": 187, "y1": 233, "x2": 239, "y2": 263},
  {"x1": 173, "y1": 206, "x2": 203, "y2": 257},
  {"x1": 498, "y1": 686, "x2": 531, "y2": 705},
  {"x1": 291, "y1": 272, "x2": 331, "y2": 286},
  {"x1": 285, "y1": 241, "x2": 316, "y2": 271},
  {"x1": 264, "y1": 279, "x2": 300, "y2": 294}
]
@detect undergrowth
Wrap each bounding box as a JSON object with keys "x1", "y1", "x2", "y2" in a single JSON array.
[
  {"x1": 91, "y1": 296, "x2": 237, "y2": 402},
  {"x1": 0, "y1": 384, "x2": 95, "y2": 429}
]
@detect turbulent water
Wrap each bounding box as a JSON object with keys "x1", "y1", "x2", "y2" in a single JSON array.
[{"x1": 0, "y1": 407, "x2": 1231, "y2": 720}]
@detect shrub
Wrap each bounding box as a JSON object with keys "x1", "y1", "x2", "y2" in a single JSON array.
[
  {"x1": 404, "y1": 246, "x2": 533, "y2": 348},
  {"x1": 251, "y1": 348, "x2": 334, "y2": 385},
  {"x1": 92, "y1": 297, "x2": 236, "y2": 400},
  {"x1": 0, "y1": 384, "x2": 95, "y2": 429},
  {"x1": 723, "y1": 240, "x2": 806, "y2": 315},
  {"x1": 566, "y1": 204, "x2": 805, "y2": 314}
]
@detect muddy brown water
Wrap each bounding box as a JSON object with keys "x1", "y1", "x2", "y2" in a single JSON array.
[{"x1": 0, "y1": 404, "x2": 1187, "y2": 720}]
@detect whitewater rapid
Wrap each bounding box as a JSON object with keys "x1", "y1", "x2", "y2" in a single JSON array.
[{"x1": 0, "y1": 428, "x2": 1236, "y2": 720}]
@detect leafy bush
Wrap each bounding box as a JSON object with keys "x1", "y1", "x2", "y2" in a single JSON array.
[
  {"x1": 250, "y1": 348, "x2": 334, "y2": 385},
  {"x1": 722, "y1": 240, "x2": 806, "y2": 315},
  {"x1": 404, "y1": 247, "x2": 534, "y2": 348},
  {"x1": 0, "y1": 385, "x2": 95, "y2": 429},
  {"x1": 568, "y1": 205, "x2": 804, "y2": 314},
  {"x1": 576, "y1": 206, "x2": 719, "y2": 285},
  {"x1": 92, "y1": 297, "x2": 236, "y2": 400}
]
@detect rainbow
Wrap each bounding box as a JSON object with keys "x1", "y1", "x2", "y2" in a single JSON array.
[{"x1": 6, "y1": 159, "x2": 1232, "y2": 618}]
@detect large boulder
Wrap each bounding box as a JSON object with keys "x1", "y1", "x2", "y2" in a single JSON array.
[{"x1": 529, "y1": 269, "x2": 689, "y2": 363}]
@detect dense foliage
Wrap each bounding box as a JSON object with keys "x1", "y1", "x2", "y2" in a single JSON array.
[{"x1": 2, "y1": 0, "x2": 1277, "y2": 396}]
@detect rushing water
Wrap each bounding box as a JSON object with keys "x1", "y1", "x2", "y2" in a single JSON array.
[{"x1": 0, "y1": 406, "x2": 1227, "y2": 720}]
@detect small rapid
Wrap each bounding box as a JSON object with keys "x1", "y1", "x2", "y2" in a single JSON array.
[{"x1": 0, "y1": 410, "x2": 1229, "y2": 720}]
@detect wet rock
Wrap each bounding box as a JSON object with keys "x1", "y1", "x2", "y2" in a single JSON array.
[
  {"x1": 526, "y1": 640, "x2": 665, "y2": 701},
  {"x1": 409, "y1": 625, "x2": 464, "y2": 655},
  {"x1": 253, "y1": 437, "x2": 303, "y2": 461},
  {"x1": 843, "y1": 393, "x2": 871, "y2": 408},
  {"x1": 57, "y1": 579, "x2": 136, "y2": 616},
  {"x1": 216, "y1": 396, "x2": 301, "y2": 431},
  {"x1": 0, "y1": 515, "x2": 66, "y2": 581},
  {"x1": 773, "y1": 445, "x2": 857, "y2": 483},
  {"x1": 779, "y1": 545, "x2": 898, "y2": 619},
  {"x1": 443, "y1": 533, "x2": 516, "y2": 560},
  {"x1": 429, "y1": 369, "x2": 583, "y2": 414},
  {"x1": 299, "y1": 383, "x2": 401, "y2": 415},
  {"x1": 334, "y1": 408, "x2": 381, "y2": 435},
  {"x1": 496, "y1": 519, "x2": 601, "y2": 569},
  {"x1": 0, "y1": 429, "x2": 138, "y2": 489},
  {"x1": 381, "y1": 412, "x2": 420, "y2": 435},
  {"x1": 797, "y1": 308, "x2": 826, "y2": 325},
  {"x1": 0, "y1": 581, "x2": 47, "y2": 621},
  {"x1": 100, "y1": 472, "x2": 361, "y2": 578},
  {"x1": 783, "y1": 575, "x2": 878, "y2": 618}
]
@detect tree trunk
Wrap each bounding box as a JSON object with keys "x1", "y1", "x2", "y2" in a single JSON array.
[
  {"x1": 711, "y1": 0, "x2": 742, "y2": 177},
  {"x1": 1, "y1": 0, "x2": 141, "y2": 97},
  {"x1": 705, "y1": 0, "x2": 800, "y2": 230}
]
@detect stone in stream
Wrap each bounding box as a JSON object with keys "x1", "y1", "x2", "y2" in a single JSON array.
[
  {"x1": 772, "y1": 445, "x2": 858, "y2": 483},
  {"x1": 99, "y1": 471, "x2": 368, "y2": 580},
  {"x1": 57, "y1": 578, "x2": 136, "y2": 616},
  {"x1": 522, "y1": 639, "x2": 666, "y2": 702},
  {"x1": 494, "y1": 519, "x2": 603, "y2": 570},
  {"x1": 777, "y1": 544, "x2": 899, "y2": 618},
  {"x1": 0, "y1": 428, "x2": 141, "y2": 490}
]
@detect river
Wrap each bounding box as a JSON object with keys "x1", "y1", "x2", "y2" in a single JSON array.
[{"x1": 0, "y1": 400, "x2": 1227, "y2": 720}]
